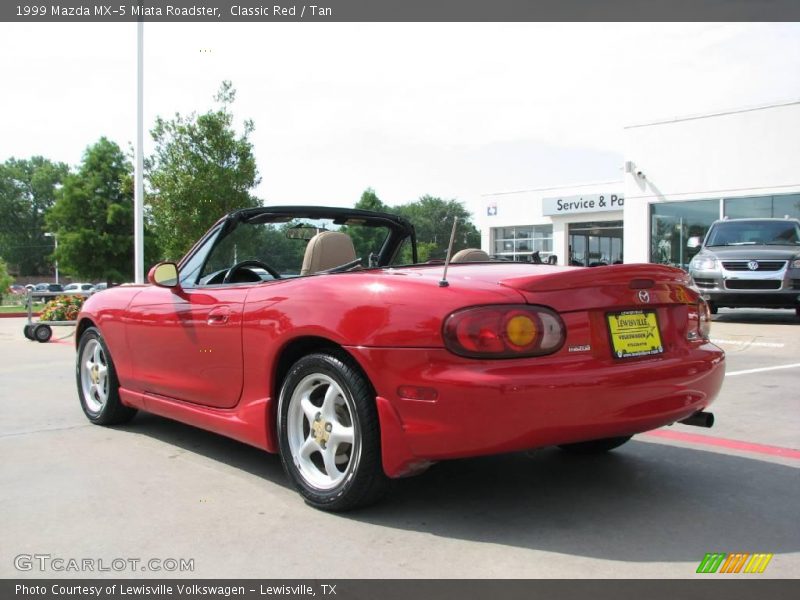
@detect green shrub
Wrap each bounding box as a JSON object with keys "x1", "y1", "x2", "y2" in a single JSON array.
[{"x1": 40, "y1": 295, "x2": 85, "y2": 321}]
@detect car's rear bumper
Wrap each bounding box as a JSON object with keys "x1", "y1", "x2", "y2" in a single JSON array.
[{"x1": 348, "y1": 345, "x2": 726, "y2": 477}]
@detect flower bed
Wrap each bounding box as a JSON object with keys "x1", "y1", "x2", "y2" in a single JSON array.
[{"x1": 40, "y1": 295, "x2": 86, "y2": 322}]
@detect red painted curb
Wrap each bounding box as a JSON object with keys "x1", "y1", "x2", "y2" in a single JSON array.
[
  {"x1": 644, "y1": 429, "x2": 800, "y2": 460},
  {"x1": 0, "y1": 312, "x2": 41, "y2": 318}
]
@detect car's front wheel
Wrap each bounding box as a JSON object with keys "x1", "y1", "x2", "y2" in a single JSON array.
[
  {"x1": 277, "y1": 352, "x2": 388, "y2": 511},
  {"x1": 558, "y1": 435, "x2": 633, "y2": 454},
  {"x1": 76, "y1": 327, "x2": 137, "y2": 425}
]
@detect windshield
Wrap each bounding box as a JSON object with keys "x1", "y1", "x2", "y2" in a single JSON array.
[
  {"x1": 706, "y1": 221, "x2": 800, "y2": 247},
  {"x1": 195, "y1": 217, "x2": 395, "y2": 285}
]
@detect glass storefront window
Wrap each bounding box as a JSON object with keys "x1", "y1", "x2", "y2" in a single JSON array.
[
  {"x1": 650, "y1": 200, "x2": 719, "y2": 269},
  {"x1": 516, "y1": 227, "x2": 532, "y2": 239},
  {"x1": 492, "y1": 225, "x2": 553, "y2": 261},
  {"x1": 568, "y1": 221, "x2": 623, "y2": 266},
  {"x1": 650, "y1": 194, "x2": 799, "y2": 269},
  {"x1": 724, "y1": 194, "x2": 800, "y2": 220},
  {"x1": 515, "y1": 239, "x2": 531, "y2": 252},
  {"x1": 774, "y1": 194, "x2": 800, "y2": 219},
  {"x1": 724, "y1": 197, "x2": 771, "y2": 219}
]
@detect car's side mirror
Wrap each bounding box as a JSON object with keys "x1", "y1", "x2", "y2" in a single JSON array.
[
  {"x1": 687, "y1": 237, "x2": 702, "y2": 249},
  {"x1": 147, "y1": 262, "x2": 180, "y2": 288}
]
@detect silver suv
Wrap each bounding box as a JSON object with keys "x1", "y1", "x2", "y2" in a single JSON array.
[{"x1": 688, "y1": 218, "x2": 800, "y2": 316}]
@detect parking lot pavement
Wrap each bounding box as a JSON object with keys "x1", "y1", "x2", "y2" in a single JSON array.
[
  {"x1": 692, "y1": 308, "x2": 800, "y2": 452},
  {"x1": 0, "y1": 313, "x2": 798, "y2": 579}
]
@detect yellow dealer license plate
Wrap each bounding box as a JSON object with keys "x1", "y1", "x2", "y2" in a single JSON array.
[{"x1": 607, "y1": 310, "x2": 664, "y2": 359}]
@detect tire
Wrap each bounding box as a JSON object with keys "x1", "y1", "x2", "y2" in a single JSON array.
[
  {"x1": 23, "y1": 324, "x2": 34, "y2": 340},
  {"x1": 708, "y1": 302, "x2": 718, "y2": 315},
  {"x1": 277, "y1": 351, "x2": 388, "y2": 511},
  {"x1": 558, "y1": 435, "x2": 633, "y2": 454},
  {"x1": 76, "y1": 327, "x2": 137, "y2": 425},
  {"x1": 33, "y1": 324, "x2": 52, "y2": 343}
]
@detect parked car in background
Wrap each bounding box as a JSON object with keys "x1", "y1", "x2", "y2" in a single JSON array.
[
  {"x1": 688, "y1": 217, "x2": 800, "y2": 316},
  {"x1": 32, "y1": 283, "x2": 64, "y2": 302},
  {"x1": 64, "y1": 283, "x2": 95, "y2": 293},
  {"x1": 92, "y1": 283, "x2": 108, "y2": 292},
  {"x1": 74, "y1": 205, "x2": 725, "y2": 511},
  {"x1": 8, "y1": 284, "x2": 27, "y2": 296}
]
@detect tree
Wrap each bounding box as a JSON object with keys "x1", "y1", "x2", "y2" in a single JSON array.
[
  {"x1": 0, "y1": 157, "x2": 69, "y2": 276},
  {"x1": 147, "y1": 81, "x2": 261, "y2": 261},
  {"x1": 394, "y1": 195, "x2": 481, "y2": 260},
  {"x1": 347, "y1": 190, "x2": 481, "y2": 264},
  {"x1": 46, "y1": 138, "x2": 135, "y2": 283},
  {"x1": 0, "y1": 257, "x2": 13, "y2": 305},
  {"x1": 346, "y1": 188, "x2": 392, "y2": 260}
]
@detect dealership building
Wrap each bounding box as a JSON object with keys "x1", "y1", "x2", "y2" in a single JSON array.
[{"x1": 477, "y1": 100, "x2": 800, "y2": 268}]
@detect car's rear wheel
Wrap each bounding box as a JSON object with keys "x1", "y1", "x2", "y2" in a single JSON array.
[
  {"x1": 277, "y1": 352, "x2": 388, "y2": 511},
  {"x1": 76, "y1": 327, "x2": 137, "y2": 425},
  {"x1": 558, "y1": 435, "x2": 633, "y2": 454}
]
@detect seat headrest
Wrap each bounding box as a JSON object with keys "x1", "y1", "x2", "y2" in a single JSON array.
[
  {"x1": 300, "y1": 231, "x2": 357, "y2": 275},
  {"x1": 450, "y1": 248, "x2": 490, "y2": 263}
]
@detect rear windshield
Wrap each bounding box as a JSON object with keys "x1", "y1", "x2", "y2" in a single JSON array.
[{"x1": 706, "y1": 221, "x2": 800, "y2": 246}]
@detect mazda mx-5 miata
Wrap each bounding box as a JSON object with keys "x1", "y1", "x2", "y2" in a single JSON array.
[{"x1": 75, "y1": 206, "x2": 725, "y2": 510}]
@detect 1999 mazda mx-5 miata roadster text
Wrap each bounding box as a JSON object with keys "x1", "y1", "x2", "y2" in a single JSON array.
[{"x1": 75, "y1": 206, "x2": 725, "y2": 510}]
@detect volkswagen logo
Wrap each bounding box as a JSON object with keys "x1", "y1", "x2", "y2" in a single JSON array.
[
  {"x1": 747, "y1": 260, "x2": 759, "y2": 271},
  {"x1": 637, "y1": 290, "x2": 650, "y2": 303}
]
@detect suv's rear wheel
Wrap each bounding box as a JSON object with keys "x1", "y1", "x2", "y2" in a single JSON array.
[{"x1": 277, "y1": 352, "x2": 388, "y2": 511}]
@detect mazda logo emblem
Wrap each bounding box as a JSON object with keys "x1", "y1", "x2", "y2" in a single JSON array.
[
  {"x1": 747, "y1": 260, "x2": 759, "y2": 271},
  {"x1": 637, "y1": 290, "x2": 650, "y2": 303}
]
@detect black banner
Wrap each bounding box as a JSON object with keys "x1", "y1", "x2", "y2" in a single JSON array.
[
  {"x1": 3, "y1": 580, "x2": 800, "y2": 600},
  {"x1": 3, "y1": 0, "x2": 800, "y2": 22}
]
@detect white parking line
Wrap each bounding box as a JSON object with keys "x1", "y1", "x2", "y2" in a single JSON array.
[
  {"x1": 711, "y1": 338, "x2": 785, "y2": 348},
  {"x1": 727, "y1": 363, "x2": 800, "y2": 377}
]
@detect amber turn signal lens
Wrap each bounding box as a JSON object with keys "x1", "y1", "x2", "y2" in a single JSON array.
[{"x1": 505, "y1": 314, "x2": 537, "y2": 348}]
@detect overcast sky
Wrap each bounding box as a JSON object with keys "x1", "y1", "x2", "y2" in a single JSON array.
[{"x1": 2, "y1": 22, "x2": 800, "y2": 217}]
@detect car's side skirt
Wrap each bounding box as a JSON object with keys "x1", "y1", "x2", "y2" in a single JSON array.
[{"x1": 119, "y1": 388, "x2": 274, "y2": 452}]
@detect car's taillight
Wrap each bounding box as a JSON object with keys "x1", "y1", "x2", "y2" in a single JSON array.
[
  {"x1": 443, "y1": 305, "x2": 565, "y2": 358},
  {"x1": 698, "y1": 299, "x2": 712, "y2": 339},
  {"x1": 687, "y1": 299, "x2": 712, "y2": 341}
]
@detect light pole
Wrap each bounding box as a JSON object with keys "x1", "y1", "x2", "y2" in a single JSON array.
[
  {"x1": 134, "y1": 18, "x2": 145, "y2": 284},
  {"x1": 44, "y1": 232, "x2": 58, "y2": 284}
]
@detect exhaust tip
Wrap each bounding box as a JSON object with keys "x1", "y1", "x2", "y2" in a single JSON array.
[{"x1": 679, "y1": 411, "x2": 715, "y2": 428}]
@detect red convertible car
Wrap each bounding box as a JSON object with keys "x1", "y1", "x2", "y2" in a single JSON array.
[{"x1": 75, "y1": 206, "x2": 725, "y2": 510}]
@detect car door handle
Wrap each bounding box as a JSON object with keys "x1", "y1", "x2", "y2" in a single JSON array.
[{"x1": 207, "y1": 307, "x2": 230, "y2": 325}]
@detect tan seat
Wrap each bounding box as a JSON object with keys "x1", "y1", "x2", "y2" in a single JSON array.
[
  {"x1": 300, "y1": 231, "x2": 358, "y2": 275},
  {"x1": 450, "y1": 248, "x2": 490, "y2": 263}
]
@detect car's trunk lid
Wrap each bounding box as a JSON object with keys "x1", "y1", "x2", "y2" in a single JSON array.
[
  {"x1": 498, "y1": 263, "x2": 701, "y2": 361},
  {"x1": 499, "y1": 263, "x2": 694, "y2": 313}
]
